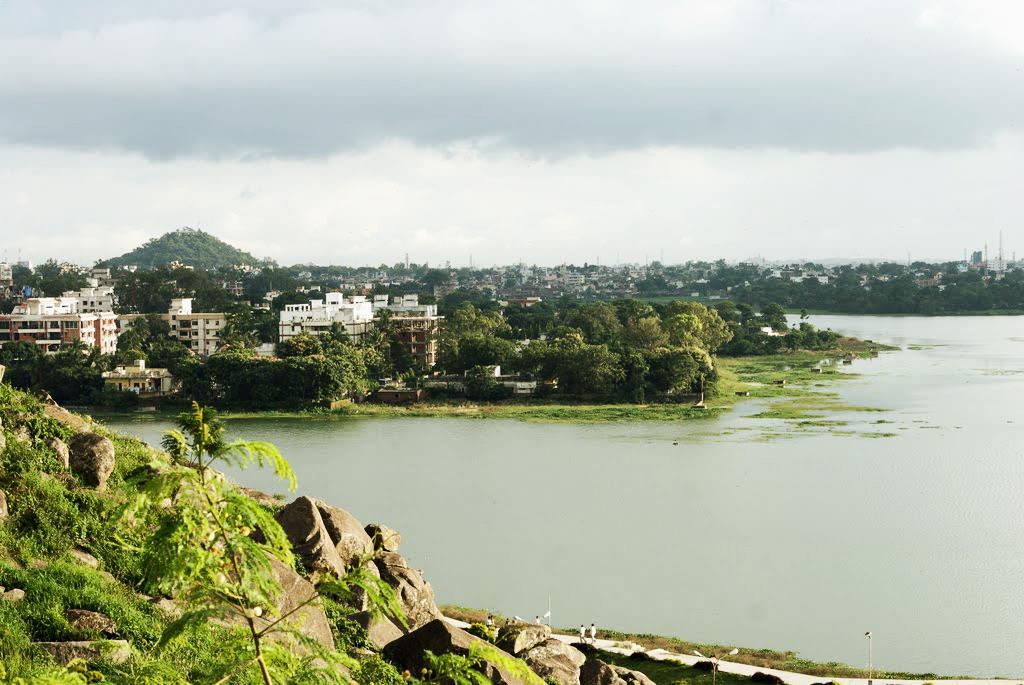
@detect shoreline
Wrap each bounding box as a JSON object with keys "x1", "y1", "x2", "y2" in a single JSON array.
[
  {"x1": 441, "y1": 606, "x2": 993, "y2": 681},
  {"x1": 90, "y1": 338, "x2": 898, "y2": 426}
]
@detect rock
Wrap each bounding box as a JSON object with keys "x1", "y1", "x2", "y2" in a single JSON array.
[
  {"x1": 13, "y1": 425, "x2": 31, "y2": 445},
  {"x1": 239, "y1": 486, "x2": 282, "y2": 508},
  {"x1": 374, "y1": 551, "x2": 442, "y2": 630},
  {"x1": 579, "y1": 659, "x2": 656, "y2": 685},
  {"x1": 33, "y1": 640, "x2": 131, "y2": 665},
  {"x1": 352, "y1": 609, "x2": 405, "y2": 649},
  {"x1": 366, "y1": 522, "x2": 401, "y2": 552},
  {"x1": 0, "y1": 489, "x2": 7, "y2": 521},
  {"x1": 70, "y1": 549, "x2": 99, "y2": 569},
  {"x1": 42, "y1": 404, "x2": 91, "y2": 433},
  {"x1": 2, "y1": 588, "x2": 26, "y2": 602},
  {"x1": 522, "y1": 638, "x2": 585, "y2": 685},
  {"x1": 68, "y1": 433, "x2": 116, "y2": 490},
  {"x1": 318, "y1": 501, "x2": 374, "y2": 566},
  {"x1": 150, "y1": 597, "x2": 181, "y2": 619},
  {"x1": 384, "y1": 618, "x2": 533, "y2": 685},
  {"x1": 274, "y1": 496, "x2": 346, "y2": 577},
  {"x1": 256, "y1": 555, "x2": 335, "y2": 652},
  {"x1": 48, "y1": 437, "x2": 70, "y2": 468},
  {"x1": 497, "y1": 622, "x2": 552, "y2": 655},
  {"x1": 66, "y1": 609, "x2": 118, "y2": 636},
  {"x1": 750, "y1": 672, "x2": 786, "y2": 684},
  {"x1": 0, "y1": 431, "x2": 6, "y2": 455}
]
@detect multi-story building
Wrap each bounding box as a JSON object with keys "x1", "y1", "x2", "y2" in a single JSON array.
[
  {"x1": 372, "y1": 294, "x2": 443, "y2": 368},
  {"x1": 62, "y1": 286, "x2": 116, "y2": 313},
  {"x1": 166, "y1": 298, "x2": 225, "y2": 356},
  {"x1": 279, "y1": 293, "x2": 374, "y2": 342},
  {"x1": 0, "y1": 262, "x2": 13, "y2": 287},
  {"x1": 0, "y1": 297, "x2": 118, "y2": 355}
]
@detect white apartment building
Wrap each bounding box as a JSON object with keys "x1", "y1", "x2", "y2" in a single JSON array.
[
  {"x1": 62, "y1": 286, "x2": 116, "y2": 313},
  {"x1": 0, "y1": 297, "x2": 118, "y2": 355},
  {"x1": 279, "y1": 293, "x2": 374, "y2": 342},
  {"x1": 166, "y1": 298, "x2": 225, "y2": 357}
]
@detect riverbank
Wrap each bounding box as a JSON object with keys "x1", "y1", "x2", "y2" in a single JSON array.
[
  {"x1": 91, "y1": 337, "x2": 897, "y2": 426},
  {"x1": 441, "y1": 606, "x2": 963, "y2": 680}
]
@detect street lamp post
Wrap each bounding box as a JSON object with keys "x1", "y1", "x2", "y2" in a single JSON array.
[
  {"x1": 693, "y1": 648, "x2": 739, "y2": 685},
  {"x1": 864, "y1": 631, "x2": 873, "y2": 685}
]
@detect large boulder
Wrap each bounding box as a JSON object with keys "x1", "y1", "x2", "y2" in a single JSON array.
[
  {"x1": 318, "y1": 501, "x2": 374, "y2": 566},
  {"x1": 66, "y1": 609, "x2": 118, "y2": 636},
  {"x1": 48, "y1": 437, "x2": 70, "y2": 469},
  {"x1": 579, "y1": 659, "x2": 655, "y2": 685},
  {"x1": 68, "y1": 433, "x2": 116, "y2": 490},
  {"x1": 256, "y1": 555, "x2": 335, "y2": 652},
  {"x1": 384, "y1": 619, "x2": 535, "y2": 685},
  {"x1": 522, "y1": 638, "x2": 585, "y2": 685},
  {"x1": 0, "y1": 489, "x2": 7, "y2": 521},
  {"x1": 274, "y1": 496, "x2": 346, "y2": 577},
  {"x1": 351, "y1": 609, "x2": 405, "y2": 649},
  {"x1": 366, "y1": 523, "x2": 401, "y2": 552},
  {"x1": 497, "y1": 622, "x2": 552, "y2": 655},
  {"x1": 42, "y1": 404, "x2": 91, "y2": 433},
  {"x1": 33, "y1": 640, "x2": 130, "y2": 665},
  {"x1": 374, "y1": 551, "x2": 442, "y2": 629}
]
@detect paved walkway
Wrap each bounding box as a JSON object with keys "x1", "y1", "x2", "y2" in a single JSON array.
[{"x1": 443, "y1": 617, "x2": 1019, "y2": 685}]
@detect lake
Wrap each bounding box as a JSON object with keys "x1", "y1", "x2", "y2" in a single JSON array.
[{"x1": 102, "y1": 315, "x2": 1024, "y2": 677}]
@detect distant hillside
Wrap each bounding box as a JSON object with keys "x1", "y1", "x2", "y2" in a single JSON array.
[{"x1": 99, "y1": 227, "x2": 259, "y2": 270}]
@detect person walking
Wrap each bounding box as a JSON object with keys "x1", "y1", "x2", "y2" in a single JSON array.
[
  {"x1": 589, "y1": 623, "x2": 597, "y2": 643},
  {"x1": 535, "y1": 615, "x2": 541, "y2": 625},
  {"x1": 579, "y1": 624, "x2": 586, "y2": 642}
]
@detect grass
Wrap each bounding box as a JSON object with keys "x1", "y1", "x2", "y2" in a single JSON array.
[{"x1": 598, "y1": 650, "x2": 753, "y2": 685}]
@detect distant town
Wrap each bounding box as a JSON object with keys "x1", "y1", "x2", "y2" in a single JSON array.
[{"x1": 0, "y1": 228, "x2": 1018, "y2": 408}]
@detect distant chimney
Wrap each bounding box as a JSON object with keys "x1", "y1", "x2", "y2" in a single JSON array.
[{"x1": 135, "y1": 359, "x2": 146, "y2": 370}]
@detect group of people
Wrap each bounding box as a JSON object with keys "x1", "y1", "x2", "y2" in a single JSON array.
[{"x1": 482, "y1": 615, "x2": 599, "y2": 644}]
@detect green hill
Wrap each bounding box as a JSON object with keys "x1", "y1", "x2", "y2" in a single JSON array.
[{"x1": 100, "y1": 227, "x2": 259, "y2": 270}]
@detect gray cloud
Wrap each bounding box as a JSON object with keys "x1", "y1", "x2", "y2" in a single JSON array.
[{"x1": 1, "y1": 0, "x2": 1022, "y2": 159}]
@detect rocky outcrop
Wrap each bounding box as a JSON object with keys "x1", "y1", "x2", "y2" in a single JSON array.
[
  {"x1": 257, "y1": 555, "x2": 335, "y2": 652},
  {"x1": 352, "y1": 609, "x2": 405, "y2": 649},
  {"x1": 318, "y1": 501, "x2": 373, "y2": 566},
  {"x1": 0, "y1": 489, "x2": 7, "y2": 521},
  {"x1": 68, "y1": 433, "x2": 115, "y2": 490},
  {"x1": 274, "y1": 496, "x2": 346, "y2": 577},
  {"x1": 66, "y1": 609, "x2": 118, "y2": 636},
  {"x1": 579, "y1": 659, "x2": 655, "y2": 685},
  {"x1": 374, "y1": 551, "x2": 442, "y2": 630},
  {"x1": 384, "y1": 619, "x2": 533, "y2": 685},
  {"x1": 42, "y1": 403, "x2": 91, "y2": 433},
  {"x1": 34, "y1": 640, "x2": 131, "y2": 666},
  {"x1": 48, "y1": 437, "x2": 70, "y2": 469},
  {"x1": 366, "y1": 522, "x2": 401, "y2": 552},
  {"x1": 497, "y1": 623, "x2": 552, "y2": 656},
  {"x1": 522, "y1": 638, "x2": 585, "y2": 685}
]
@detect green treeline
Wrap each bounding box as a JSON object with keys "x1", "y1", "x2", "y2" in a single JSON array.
[{"x1": 1, "y1": 296, "x2": 844, "y2": 410}]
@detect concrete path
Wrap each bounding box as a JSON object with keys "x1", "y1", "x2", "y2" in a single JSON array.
[{"x1": 443, "y1": 617, "x2": 1020, "y2": 685}]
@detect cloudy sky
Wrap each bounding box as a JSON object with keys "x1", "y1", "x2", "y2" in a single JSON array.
[{"x1": 1, "y1": 1, "x2": 1022, "y2": 266}]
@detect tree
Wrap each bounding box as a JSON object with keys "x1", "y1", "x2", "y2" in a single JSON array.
[
  {"x1": 121, "y1": 404, "x2": 403, "y2": 685},
  {"x1": 623, "y1": 316, "x2": 669, "y2": 351}
]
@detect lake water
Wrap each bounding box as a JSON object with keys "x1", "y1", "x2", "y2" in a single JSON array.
[{"x1": 102, "y1": 315, "x2": 1024, "y2": 677}]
